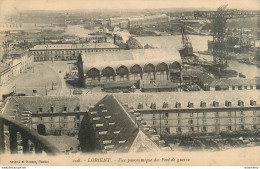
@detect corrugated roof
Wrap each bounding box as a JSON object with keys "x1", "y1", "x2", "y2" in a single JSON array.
[{"x1": 82, "y1": 49, "x2": 182, "y2": 72}]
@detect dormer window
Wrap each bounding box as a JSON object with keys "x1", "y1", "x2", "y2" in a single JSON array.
[
  {"x1": 250, "y1": 100, "x2": 256, "y2": 106},
  {"x1": 39, "y1": 107, "x2": 43, "y2": 113},
  {"x1": 188, "y1": 102, "x2": 194, "y2": 108},
  {"x1": 76, "y1": 106, "x2": 80, "y2": 111},
  {"x1": 63, "y1": 106, "x2": 67, "y2": 112},
  {"x1": 238, "y1": 100, "x2": 244, "y2": 107},
  {"x1": 225, "y1": 101, "x2": 232, "y2": 107},
  {"x1": 213, "y1": 101, "x2": 219, "y2": 107},
  {"x1": 138, "y1": 103, "x2": 143, "y2": 109},
  {"x1": 200, "y1": 101, "x2": 206, "y2": 108},
  {"x1": 175, "y1": 102, "x2": 181, "y2": 108},
  {"x1": 163, "y1": 102, "x2": 169, "y2": 108},
  {"x1": 150, "y1": 103, "x2": 156, "y2": 109},
  {"x1": 50, "y1": 106, "x2": 54, "y2": 113}
]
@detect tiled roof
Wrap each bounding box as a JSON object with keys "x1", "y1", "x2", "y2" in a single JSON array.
[
  {"x1": 113, "y1": 90, "x2": 259, "y2": 110},
  {"x1": 3, "y1": 96, "x2": 89, "y2": 114},
  {"x1": 79, "y1": 95, "x2": 161, "y2": 153},
  {"x1": 29, "y1": 43, "x2": 119, "y2": 51},
  {"x1": 82, "y1": 49, "x2": 182, "y2": 72}
]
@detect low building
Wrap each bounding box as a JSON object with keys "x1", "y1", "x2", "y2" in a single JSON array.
[
  {"x1": 128, "y1": 14, "x2": 170, "y2": 28},
  {"x1": 80, "y1": 49, "x2": 182, "y2": 87},
  {"x1": 140, "y1": 80, "x2": 179, "y2": 92},
  {"x1": 209, "y1": 78, "x2": 260, "y2": 91},
  {"x1": 114, "y1": 90, "x2": 259, "y2": 136},
  {"x1": 29, "y1": 43, "x2": 120, "y2": 62}
]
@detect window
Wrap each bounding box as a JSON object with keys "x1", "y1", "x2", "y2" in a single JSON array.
[
  {"x1": 244, "y1": 86, "x2": 247, "y2": 89},
  {"x1": 76, "y1": 115, "x2": 80, "y2": 120},
  {"x1": 63, "y1": 106, "x2": 67, "y2": 112},
  {"x1": 238, "y1": 86, "x2": 242, "y2": 90},
  {"x1": 63, "y1": 123, "x2": 67, "y2": 128},
  {"x1": 253, "y1": 125, "x2": 256, "y2": 130},
  {"x1": 64, "y1": 116, "x2": 67, "y2": 120},
  {"x1": 50, "y1": 117, "x2": 53, "y2": 121},
  {"x1": 150, "y1": 103, "x2": 156, "y2": 109},
  {"x1": 177, "y1": 127, "x2": 182, "y2": 132},
  {"x1": 39, "y1": 117, "x2": 43, "y2": 121},
  {"x1": 228, "y1": 118, "x2": 232, "y2": 123},
  {"x1": 152, "y1": 113, "x2": 156, "y2": 119},
  {"x1": 190, "y1": 127, "x2": 194, "y2": 132},
  {"x1": 39, "y1": 107, "x2": 43, "y2": 113},
  {"x1": 250, "y1": 100, "x2": 256, "y2": 106},
  {"x1": 215, "y1": 118, "x2": 219, "y2": 123},
  {"x1": 250, "y1": 86, "x2": 253, "y2": 89},
  {"x1": 190, "y1": 112, "x2": 194, "y2": 117},
  {"x1": 165, "y1": 120, "x2": 168, "y2": 125},
  {"x1": 240, "y1": 111, "x2": 244, "y2": 116},
  {"x1": 177, "y1": 113, "x2": 181, "y2": 117},
  {"x1": 240, "y1": 125, "x2": 245, "y2": 130},
  {"x1": 202, "y1": 126, "x2": 207, "y2": 132},
  {"x1": 76, "y1": 106, "x2": 80, "y2": 111},
  {"x1": 189, "y1": 119, "x2": 193, "y2": 124},
  {"x1": 240, "y1": 118, "x2": 245, "y2": 123},
  {"x1": 165, "y1": 128, "x2": 170, "y2": 134},
  {"x1": 163, "y1": 102, "x2": 169, "y2": 108},
  {"x1": 227, "y1": 126, "x2": 232, "y2": 131},
  {"x1": 177, "y1": 120, "x2": 181, "y2": 125},
  {"x1": 203, "y1": 112, "x2": 206, "y2": 118},
  {"x1": 188, "y1": 102, "x2": 194, "y2": 108},
  {"x1": 50, "y1": 106, "x2": 54, "y2": 113},
  {"x1": 232, "y1": 86, "x2": 235, "y2": 90},
  {"x1": 164, "y1": 113, "x2": 169, "y2": 118},
  {"x1": 175, "y1": 102, "x2": 181, "y2": 108},
  {"x1": 200, "y1": 101, "x2": 206, "y2": 107},
  {"x1": 76, "y1": 122, "x2": 80, "y2": 128},
  {"x1": 138, "y1": 103, "x2": 143, "y2": 109},
  {"x1": 203, "y1": 119, "x2": 207, "y2": 124},
  {"x1": 215, "y1": 112, "x2": 219, "y2": 117},
  {"x1": 228, "y1": 112, "x2": 231, "y2": 117},
  {"x1": 213, "y1": 101, "x2": 219, "y2": 107},
  {"x1": 152, "y1": 120, "x2": 156, "y2": 125}
]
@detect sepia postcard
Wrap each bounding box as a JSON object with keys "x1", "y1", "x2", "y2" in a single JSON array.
[{"x1": 0, "y1": 0, "x2": 259, "y2": 166}]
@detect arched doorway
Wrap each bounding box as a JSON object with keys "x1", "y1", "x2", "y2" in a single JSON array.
[
  {"x1": 143, "y1": 63, "x2": 155, "y2": 80},
  {"x1": 116, "y1": 65, "x2": 129, "y2": 81},
  {"x1": 37, "y1": 124, "x2": 46, "y2": 135},
  {"x1": 130, "y1": 64, "x2": 142, "y2": 80},
  {"x1": 156, "y1": 62, "x2": 168, "y2": 80},
  {"x1": 101, "y1": 66, "x2": 115, "y2": 82},
  {"x1": 86, "y1": 67, "x2": 100, "y2": 82},
  {"x1": 169, "y1": 62, "x2": 181, "y2": 82}
]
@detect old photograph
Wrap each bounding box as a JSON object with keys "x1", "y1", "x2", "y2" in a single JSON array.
[{"x1": 0, "y1": 0, "x2": 259, "y2": 166}]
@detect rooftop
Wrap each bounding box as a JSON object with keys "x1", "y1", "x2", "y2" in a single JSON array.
[
  {"x1": 29, "y1": 43, "x2": 119, "y2": 51},
  {"x1": 210, "y1": 78, "x2": 260, "y2": 87},
  {"x1": 113, "y1": 90, "x2": 259, "y2": 110},
  {"x1": 82, "y1": 49, "x2": 182, "y2": 72}
]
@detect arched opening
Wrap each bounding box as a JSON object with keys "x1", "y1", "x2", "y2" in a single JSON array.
[
  {"x1": 101, "y1": 66, "x2": 115, "y2": 82},
  {"x1": 116, "y1": 65, "x2": 129, "y2": 81},
  {"x1": 143, "y1": 63, "x2": 155, "y2": 80},
  {"x1": 37, "y1": 124, "x2": 46, "y2": 135},
  {"x1": 156, "y1": 62, "x2": 168, "y2": 80},
  {"x1": 130, "y1": 64, "x2": 142, "y2": 80},
  {"x1": 86, "y1": 68, "x2": 100, "y2": 82},
  {"x1": 169, "y1": 62, "x2": 181, "y2": 82}
]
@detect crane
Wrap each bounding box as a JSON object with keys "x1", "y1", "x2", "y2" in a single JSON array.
[{"x1": 194, "y1": 6, "x2": 260, "y2": 67}]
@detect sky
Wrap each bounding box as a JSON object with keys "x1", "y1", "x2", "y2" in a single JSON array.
[{"x1": 0, "y1": 0, "x2": 259, "y2": 16}]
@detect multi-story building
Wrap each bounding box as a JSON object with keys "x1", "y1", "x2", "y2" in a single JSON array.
[
  {"x1": 1, "y1": 96, "x2": 91, "y2": 135},
  {"x1": 114, "y1": 90, "x2": 259, "y2": 136},
  {"x1": 29, "y1": 43, "x2": 120, "y2": 62},
  {"x1": 128, "y1": 14, "x2": 170, "y2": 28},
  {"x1": 108, "y1": 14, "x2": 170, "y2": 29}
]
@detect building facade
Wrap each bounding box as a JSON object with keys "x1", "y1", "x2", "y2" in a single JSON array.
[
  {"x1": 80, "y1": 49, "x2": 182, "y2": 87},
  {"x1": 1, "y1": 96, "x2": 89, "y2": 135},
  {"x1": 114, "y1": 90, "x2": 260, "y2": 136},
  {"x1": 29, "y1": 43, "x2": 120, "y2": 62},
  {"x1": 0, "y1": 63, "x2": 12, "y2": 86}
]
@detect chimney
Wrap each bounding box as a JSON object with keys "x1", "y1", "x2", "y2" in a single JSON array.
[{"x1": 114, "y1": 34, "x2": 117, "y2": 45}]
